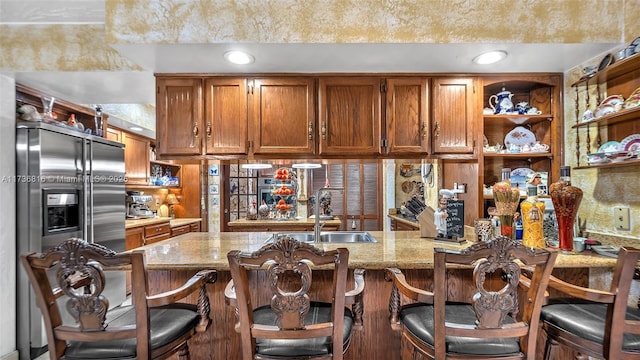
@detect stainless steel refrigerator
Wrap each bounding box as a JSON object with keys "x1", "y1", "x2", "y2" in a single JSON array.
[{"x1": 16, "y1": 121, "x2": 126, "y2": 359}]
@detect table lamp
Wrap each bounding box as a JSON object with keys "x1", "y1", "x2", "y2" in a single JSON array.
[{"x1": 166, "y1": 193, "x2": 179, "y2": 219}]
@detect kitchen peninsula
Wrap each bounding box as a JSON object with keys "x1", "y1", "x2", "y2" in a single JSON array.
[{"x1": 139, "y1": 231, "x2": 620, "y2": 360}]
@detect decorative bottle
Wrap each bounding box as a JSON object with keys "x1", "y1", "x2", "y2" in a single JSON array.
[
  {"x1": 492, "y1": 168, "x2": 520, "y2": 239},
  {"x1": 521, "y1": 186, "x2": 545, "y2": 248},
  {"x1": 550, "y1": 166, "x2": 583, "y2": 252}
]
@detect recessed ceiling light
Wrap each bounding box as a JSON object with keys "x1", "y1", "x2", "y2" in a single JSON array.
[
  {"x1": 241, "y1": 163, "x2": 272, "y2": 169},
  {"x1": 472, "y1": 50, "x2": 508, "y2": 65},
  {"x1": 292, "y1": 163, "x2": 322, "y2": 169},
  {"x1": 224, "y1": 51, "x2": 254, "y2": 65},
  {"x1": 129, "y1": 126, "x2": 143, "y2": 131}
]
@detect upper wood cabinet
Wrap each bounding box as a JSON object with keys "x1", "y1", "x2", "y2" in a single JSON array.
[
  {"x1": 123, "y1": 131, "x2": 151, "y2": 185},
  {"x1": 385, "y1": 78, "x2": 430, "y2": 154},
  {"x1": 107, "y1": 127, "x2": 151, "y2": 185},
  {"x1": 431, "y1": 77, "x2": 477, "y2": 154},
  {"x1": 318, "y1": 77, "x2": 383, "y2": 155},
  {"x1": 156, "y1": 77, "x2": 203, "y2": 156},
  {"x1": 250, "y1": 77, "x2": 316, "y2": 155},
  {"x1": 204, "y1": 78, "x2": 249, "y2": 155}
]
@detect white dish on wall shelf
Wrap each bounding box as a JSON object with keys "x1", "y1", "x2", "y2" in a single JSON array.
[
  {"x1": 599, "y1": 95, "x2": 624, "y2": 107},
  {"x1": 598, "y1": 141, "x2": 621, "y2": 154},
  {"x1": 594, "y1": 104, "x2": 616, "y2": 118},
  {"x1": 504, "y1": 126, "x2": 536, "y2": 148}
]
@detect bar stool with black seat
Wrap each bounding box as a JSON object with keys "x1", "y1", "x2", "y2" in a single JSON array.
[
  {"x1": 225, "y1": 235, "x2": 365, "y2": 360},
  {"x1": 385, "y1": 235, "x2": 557, "y2": 359},
  {"x1": 21, "y1": 238, "x2": 217, "y2": 360},
  {"x1": 540, "y1": 246, "x2": 640, "y2": 360}
]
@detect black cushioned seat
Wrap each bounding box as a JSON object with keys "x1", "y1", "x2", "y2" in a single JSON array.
[
  {"x1": 401, "y1": 304, "x2": 520, "y2": 356},
  {"x1": 541, "y1": 299, "x2": 640, "y2": 351},
  {"x1": 65, "y1": 305, "x2": 201, "y2": 359},
  {"x1": 254, "y1": 302, "x2": 354, "y2": 357}
]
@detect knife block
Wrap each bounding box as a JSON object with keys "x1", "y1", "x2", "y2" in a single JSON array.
[{"x1": 417, "y1": 206, "x2": 437, "y2": 238}]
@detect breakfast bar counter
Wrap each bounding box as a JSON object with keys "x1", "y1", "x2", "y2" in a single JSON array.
[
  {"x1": 140, "y1": 230, "x2": 618, "y2": 271},
  {"x1": 139, "y1": 231, "x2": 623, "y2": 360}
]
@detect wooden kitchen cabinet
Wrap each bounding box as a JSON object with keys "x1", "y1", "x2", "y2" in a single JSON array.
[
  {"x1": 125, "y1": 226, "x2": 144, "y2": 250},
  {"x1": 156, "y1": 77, "x2": 203, "y2": 157},
  {"x1": 204, "y1": 78, "x2": 249, "y2": 155},
  {"x1": 431, "y1": 77, "x2": 477, "y2": 154},
  {"x1": 189, "y1": 222, "x2": 201, "y2": 232},
  {"x1": 123, "y1": 131, "x2": 151, "y2": 185},
  {"x1": 205, "y1": 77, "x2": 316, "y2": 156},
  {"x1": 170, "y1": 224, "x2": 191, "y2": 237},
  {"x1": 385, "y1": 78, "x2": 430, "y2": 154},
  {"x1": 318, "y1": 77, "x2": 383, "y2": 155},
  {"x1": 144, "y1": 222, "x2": 171, "y2": 244},
  {"x1": 250, "y1": 77, "x2": 316, "y2": 155}
]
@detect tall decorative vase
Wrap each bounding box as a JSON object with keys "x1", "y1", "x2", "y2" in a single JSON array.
[
  {"x1": 492, "y1": 168, "x2": 520, "y2": 239},
  {"x1": 550, "y1": 166, "x2": 583, "y2": 252},
  {"x1": 521, "y1": 186, "x2": 545, "y2": 248}
]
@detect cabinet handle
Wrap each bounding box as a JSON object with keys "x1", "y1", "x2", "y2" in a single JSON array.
[
  {"x1": 434, "y1": 121, "x2": 440, "y2": 138},
  {"x1": 322, "y1": 122, "x2": 326, "y2": 140},
  {"x1": 421, "y1": 121, "x2": 427, "y2": 139},
  {"x1": 206, "y1": 122, "x2": 212, "y2": 139},
  {"x1": 192, "y1": 122, "x2": 199, "y2": 147},
  {"x1": 308, "y1": 121, "x2": 313, "y2": 140}
]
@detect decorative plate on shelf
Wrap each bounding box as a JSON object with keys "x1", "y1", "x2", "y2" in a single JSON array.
[
  {"x1": 621, "y1": 134, "x2": 640, "y2": 153},
  {"x1": 600, "y1": 94, "x2": 625, "y2": 107},
  {"x1": 597, "y1": 53, "x2": 613, "y2": 71},
  {"x1": 598, "y1": 141, "x2": 621, "y2": 154},
  {"x1": 510, "y1": 168, "x2": 534, "y2": 178},
  {"x1": 594, "y1": 104, "x2": 616, "y2": 118},
  {"x1": 504, "y1": 126, "x2": 536, "y2": 148}
]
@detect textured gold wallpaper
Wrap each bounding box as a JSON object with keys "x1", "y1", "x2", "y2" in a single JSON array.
[{"x1": 105, "y1": 0, "x2": 628, "y2": 44}]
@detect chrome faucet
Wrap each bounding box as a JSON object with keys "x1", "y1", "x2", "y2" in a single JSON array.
[{"x1": 313, "y1": 187, "x2": 344, "y2": 242}]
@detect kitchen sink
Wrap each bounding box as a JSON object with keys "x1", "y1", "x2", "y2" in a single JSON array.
[{"x1": 264, "y1": 231, "x2": 377, "y2": 244}]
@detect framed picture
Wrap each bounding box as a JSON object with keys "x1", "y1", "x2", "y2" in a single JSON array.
[
  {"x1": 209, "y1": 184, "x2": 219, "y2": 195},
  {"x1": 209, "y1": 164, "x2": 219, "y2": 176},
  {"x1": 537, "y1": 185, "x2": 548, "y2": 196}
]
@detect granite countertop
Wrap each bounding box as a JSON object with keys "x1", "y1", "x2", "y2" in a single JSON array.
[
  {"x1": 138, "y1": 231, "x2": 619, "y2": 271},
  {"x1": 228, "y1": 218, "x2": 342, "y2": 227},
  {"x1": 125, "y1": 217, "x2": 201, "y2": 229}
]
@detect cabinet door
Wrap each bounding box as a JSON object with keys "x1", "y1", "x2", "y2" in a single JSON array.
[
  {"x1": 318, "y1": 77, "x2": 382, "y2": 155},
  {"x1": 432, "y1": 78, "x2": 476, "y2": 154},
  {"x1": 156, "y1": 77, "x2": 203, "y2": 156},
  {"x1": 386, "y1": 78, "x2": 429, "y2": 154},
  {"x1": 204, "y1": 78, "x2": 248, "y2": 155},
  {"x1": 251, "y1": 77, "x2": 315, "y2": 155},
  {"x1": 189, "y1": 222, "x2": 201, "y2": 232},
  {"x1": 123, "y1": 132, "x2": 150, "y2": 185},
  {"x1": 105, "y1": 127, "x2": 122, "y2": 143},
  {"x1": 125, "y1": 227, "x2": 144, "y2": 250}
]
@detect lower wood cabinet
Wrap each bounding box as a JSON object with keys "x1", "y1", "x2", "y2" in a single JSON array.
[
  {"x1": 144, "y1": 222, "x2": 171, "y2": 244},
  {"x1": 171, "y1": 224, "x2": 191, "y2": 237}
]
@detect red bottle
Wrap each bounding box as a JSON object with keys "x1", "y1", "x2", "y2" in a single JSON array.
[{"x1": 550, "y1": 166, "x2": 583, "y2": 252}]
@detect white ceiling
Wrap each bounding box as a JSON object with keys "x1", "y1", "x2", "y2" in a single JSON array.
[{"x1": 2, "y1": 0, "x2": 621, "y2": 131}]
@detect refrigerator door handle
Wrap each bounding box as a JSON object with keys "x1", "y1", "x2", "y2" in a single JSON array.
[{"x1": 88, "y1": 139, "x2": 94, "y2": 243}]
